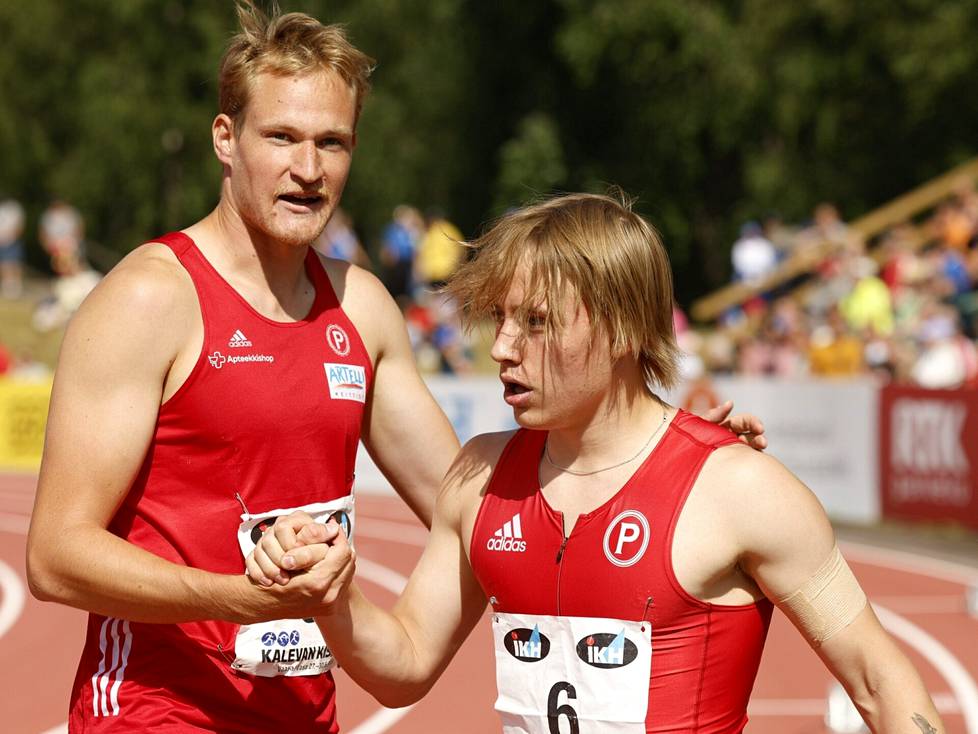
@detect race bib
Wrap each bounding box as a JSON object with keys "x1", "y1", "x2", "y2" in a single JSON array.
[
  {"x1": 493, "y1": 612, "x2": 652, "y2": 733},
  {"x1": 232, "y1": 496, "x2": 354, "y2": 678}
]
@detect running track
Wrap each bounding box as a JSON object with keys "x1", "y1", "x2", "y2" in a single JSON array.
[{"x1": 1, "y1": 473, "x2": 976, "y2": 733}]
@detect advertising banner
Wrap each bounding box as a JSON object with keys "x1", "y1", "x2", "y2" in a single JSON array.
[
  {"x1": 0, "y1": 378, "x2": 53, "y2": 471},
  {"x1": 879, "y1": 384, "x2": 978, "y2": 530}
]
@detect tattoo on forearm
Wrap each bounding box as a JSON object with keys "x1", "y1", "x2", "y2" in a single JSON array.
[{"x1": 912, "y1": 713, "x2": 937, "y2": 734}]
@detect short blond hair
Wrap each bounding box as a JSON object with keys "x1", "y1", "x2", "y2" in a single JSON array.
[
  {"x1": 448, "y1": 192, "x2": 681, "y2": 389},
  {"x1": 219, "y1": 1, "x2": 375, "y2": 127}
]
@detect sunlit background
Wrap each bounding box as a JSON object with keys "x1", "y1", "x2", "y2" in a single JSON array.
[{"x1": 0, "y1": 2, "x2": 976, "y2": 733}]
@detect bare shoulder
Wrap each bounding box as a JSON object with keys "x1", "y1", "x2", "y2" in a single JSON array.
[
  {"x1": 60, "y1": 243, "x2": 196, "y2": 368},
  {"x1": 317, "y1": 253, "x2": 399, "y2": 360},
  {"x1": 696, "y1": 443, "x2": 834, "y2": 558},
  {"x1": 440, "y1": 431, "x2": 517, "y2": 515},
  {"x1": 80, "y1": 243, "x2": 193, "y2": 321}
]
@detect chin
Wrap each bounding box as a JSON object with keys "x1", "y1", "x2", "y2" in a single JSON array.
[
  {"x1": 263, "y1": 219, "x2": 328, "y2": 249},
  {"x1": 512, "y1": 409, "x2": 551, "y2": 431}
]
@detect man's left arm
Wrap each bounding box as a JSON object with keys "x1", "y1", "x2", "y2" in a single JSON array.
[
  {"x1": 337, "y1": 265, "x2": 460, "y2": 527},
  {"x1": 724, "y1": 450, "x2": 943, "y2": 733}
]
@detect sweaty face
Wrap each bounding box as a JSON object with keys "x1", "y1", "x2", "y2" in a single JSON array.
[
  {"x1": 490, "y1": 262, "x2": 616, "y2": 430},
  {"x1": 227, "y1": 70, "x2": 356, "y2": 248}
]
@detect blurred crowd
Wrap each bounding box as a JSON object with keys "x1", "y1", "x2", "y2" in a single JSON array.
[
  {"x1": 4, "y1": 180, "x2": 978, "y2": 387},
  {"x1": 316, "y1": 204, "x2": 474, "y2": 375},
  {"x1": 680, "y1": 180, "x2": 978, "y2": 390},
  {"x1": 0, "y1": 197, "x2": 102, "y2": 380}
]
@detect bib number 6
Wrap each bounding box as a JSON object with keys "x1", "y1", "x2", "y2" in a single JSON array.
[{"x1": 548, "y1": 681, "x2": 579, "y2": 734}]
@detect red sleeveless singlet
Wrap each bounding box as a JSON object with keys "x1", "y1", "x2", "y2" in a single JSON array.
[
  {"x1": 470, "y1": 410, "x2": 773, "y2": 733},
  {"x1": 68, "y1": 233, "x2": 371, "y2": 732}
]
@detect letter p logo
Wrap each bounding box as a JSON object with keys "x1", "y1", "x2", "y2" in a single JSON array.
[{"x1": 603, "y1": 510, "x2": 650, "y2": 568}]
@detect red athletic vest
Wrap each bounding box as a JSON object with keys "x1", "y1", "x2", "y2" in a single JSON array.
[
  {"x1": 470, "y1": 411, "x2": 773, "y2": 734},
  {"x1": 68, "y1": 233, "x2": 372, "y2": 733}
]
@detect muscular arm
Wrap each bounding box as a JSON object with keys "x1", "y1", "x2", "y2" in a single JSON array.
[
  {"x1": 26, "y1": 248, "x2": 350, "y2": 624},
  {"x1": 715, "y1": 449, "x2": 944, "y2": 734},
  {"x1": 335, "y1": 264, "x2": 460, "y2": 526}
]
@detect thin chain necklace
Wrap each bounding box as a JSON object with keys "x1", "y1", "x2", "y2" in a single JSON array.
[{"x1": 544, "y1": 405, "x2": 670, "y2": 477}]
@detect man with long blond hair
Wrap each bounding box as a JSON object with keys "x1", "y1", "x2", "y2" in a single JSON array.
[{"x1": 253, "y1": 192, "x2": 944, "y2": 734}]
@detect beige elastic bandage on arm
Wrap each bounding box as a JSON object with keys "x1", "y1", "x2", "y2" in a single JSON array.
[{"x1": 775, "y1": 545, "x2": 867, "y2": 647}]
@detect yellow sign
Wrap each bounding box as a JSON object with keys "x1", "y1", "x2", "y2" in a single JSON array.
[{"x1": 0, "y1": 378, "x2": 52, "y2": 470}]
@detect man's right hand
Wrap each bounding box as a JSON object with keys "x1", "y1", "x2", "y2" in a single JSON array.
[{"x1": 244, "y1": 511, "x2": 352, "y2": 617}]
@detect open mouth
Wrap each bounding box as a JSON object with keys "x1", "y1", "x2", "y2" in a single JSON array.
[
  {"x1": 503, "y1": 381, "x2": 530, "y2": 398},
  {"x1": 278, "y1": 192, "x2": 324, "y2": 207}
]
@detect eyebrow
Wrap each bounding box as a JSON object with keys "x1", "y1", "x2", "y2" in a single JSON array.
[{"x1": 258, "y1": 122, "x2": 354, "y2": 138}]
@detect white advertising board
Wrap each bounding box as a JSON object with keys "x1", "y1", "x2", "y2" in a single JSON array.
[{"x1": 356, "y1": 376, "x2": 881, "y2": 525}]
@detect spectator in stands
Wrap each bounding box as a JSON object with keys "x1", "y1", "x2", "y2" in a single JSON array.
[
  {"x1": 911, "y1": 303, "x2": 978, "y2": 389},
  {"x1": 415, "y1": 209, "x2": 464, "y2": 291},
  {"x1": 808, "y1": 306, "x2": 865, "y2": 377},
  {"x1": 840, "y1": 256, "x2": 894, "y2": 336},
  {"x1": 39, "y1": 200, "x2": 85, "y2": 276},
  {"x1": 730, "y1": 221, "x2": 777, "y2": 283},
  {"x1": 0, "y1": 199, "x2": 25, "y2": 299},
  {"x1": 313, "y1": 207, "x2": 370, "y2": 267},
  {"x1": 379, "y1": 204, "x2": 423, "y2": 299}
]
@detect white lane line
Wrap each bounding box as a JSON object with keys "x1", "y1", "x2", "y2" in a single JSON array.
[
  {"x1": 874, "y1": 603, "x2": 978, "y2": 734},
  {"x1": 356, "y1": 519, "x2": 428, "y2": 548},
  {"x1": 748, "y1": 693, "x2": 961, "y2": 717},
  {"x1": 0, "y1": 558, "x2": 26, "y2": 641},
  {"x1": 841, "y1": 541, "x2": 978, "y2": 585},
  {"x1": 870, "y1": 595, "x2": 968, "y2": 614},
  {"x1": 346, "y1": 556, "x2": 414, "y2": 734}
]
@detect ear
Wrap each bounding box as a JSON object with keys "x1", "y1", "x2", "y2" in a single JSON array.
[
  {"x1": 351, "y1": 131, "x2": 358, "y2": 151},
  {"x1": 213, "y1": 114, "x2": 235, "y2": 165}
]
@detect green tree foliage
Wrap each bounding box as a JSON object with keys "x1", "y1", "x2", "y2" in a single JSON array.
[{"x1": 1, "y1": 0, "x2": 976, "y2": 300}]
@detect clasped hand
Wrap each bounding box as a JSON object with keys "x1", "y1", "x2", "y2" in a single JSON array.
[{"x1": 245, "y1": 512, "x2": 353, "y2": 614}]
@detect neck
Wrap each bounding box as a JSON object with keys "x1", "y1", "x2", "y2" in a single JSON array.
[
  {"x1": 545, "y1": 378, "x2": 668, "y2": 475},
  {"x1": 184, "y1": 198, "x2": 315, "y2": 321}
]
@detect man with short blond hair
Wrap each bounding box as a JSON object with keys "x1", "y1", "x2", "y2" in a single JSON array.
[{"x1": 26, "y1": 3, "x2": 461, "y2": 731}]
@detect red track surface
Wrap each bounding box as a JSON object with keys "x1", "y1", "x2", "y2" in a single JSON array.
[{"x1": 1, "y1": 476, "x2": 976, "y2": 733}]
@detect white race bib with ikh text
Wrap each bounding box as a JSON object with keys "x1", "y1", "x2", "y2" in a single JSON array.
[{"x1": 492, "y1": 612, "x2": 652, "y2": 733}]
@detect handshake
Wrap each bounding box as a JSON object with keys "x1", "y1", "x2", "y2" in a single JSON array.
[{"x1": 244, "y1": 512, "x2": 355, "y2": 618}]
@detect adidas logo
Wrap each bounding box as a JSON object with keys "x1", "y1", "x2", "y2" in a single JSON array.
[
  {"x1": 228, "y1": 329, "x2": 253, "y2": 348},
  {"x1": 486, "y1": 513, "x2": 527, "y2": 553}
]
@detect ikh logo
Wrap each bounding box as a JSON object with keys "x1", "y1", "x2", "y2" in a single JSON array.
[
  {"x1": 602, "y1": 510, "x2": 650, "y2": 567},
  {"x1": 328, "y1": 509, "x2": 353, "y2": 540},
  {"x1": 503, "y1": 625, "x2": 550, "y2": 662},
  {"x1": 326, "y1": 324, "x2": 351, "y2": 357},
  {"x1": 250, "y1": 516, "x2": 279, "y2": 546},
  {"x1": 486, "y1": 513, "x2": 526, "y2": 553},
  {"x1": 228, "y1": 329, "x2": 253, "y2": 348},
  {"x1": 325, "y1": 363, "x2": 367, "y2": 403},
  {"x1": 576, "y1": 630, "x2": 638, "y2": 669}
]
